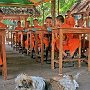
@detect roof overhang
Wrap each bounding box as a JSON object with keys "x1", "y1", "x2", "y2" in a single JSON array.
[{"x1": 71, "y1": 0, "x2": 90, "y2": 16}]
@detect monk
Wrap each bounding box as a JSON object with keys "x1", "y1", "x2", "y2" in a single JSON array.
[
  {"x1": 55, "y1": 15, "x2": 80, "y2": 57},
  {"x1": 15, "y1": 21, "x2": 23, "y2": 30},
  {"x1": 31, "y1": 19, "x2": 42, "y2": 49},
  {"x1": 0, "y1": 10, "x2": 7, "y2": 65},
  {"x1": 24, "y1": 21, "x2": 31, "y2": 49},
  {"x1": 33, "y1": 19, "x2": 41, "y2": 29},
  {"x1": 37, "y1": 17, "x2": 53, "y2": 50},
  {"x1": 42, "y1": 17, "x2": 53, "y2": 61},
  {"x1": 42, "y1": 17, "x2": 53, "y2": 48},
  {"x1": 65, "y1": 10, "x2": 80, "y2": 56},
  {"x1": 65, "y1": 10, "x2": 75, "y2": 27},
  {"x1": 77, "y1": 14, "x2": 84, "y2": 27},
  {"x1": 15, "y1": 21, "x2": 23, "y2": 44}
]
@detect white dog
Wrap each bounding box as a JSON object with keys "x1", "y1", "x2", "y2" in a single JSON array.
[
  {"x1": 59, "y1": 73, "x2": 80, "y2": 90},
  {"x1": 15, "y1": 74, "x2": 52, "y2": 90}
]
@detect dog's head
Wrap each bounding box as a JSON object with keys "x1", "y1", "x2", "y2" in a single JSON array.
[
  {"x1": 15, "y1": 74, "x2": 52, "y2": 90},
  {"x1": 15, "y1": 74, "x2": 34, "y2": 90}
]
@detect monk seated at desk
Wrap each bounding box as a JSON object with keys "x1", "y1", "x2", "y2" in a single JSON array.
[
  {"x1": 24, "y1": 21, "x2": 31, "y2": 49},
  {"x1": 15, "y1": 21, "x2": 23, "y2": 45},
  {"x1": 31, "y1": 19, "x2": 42, "y2": 49},
  {"x1": 39, "y1": 17, "x2": 53, "y2": 48},
  {"x1": 54, "y1": 15, "x2": 80, "y2": 58},
  {"x1": 25, "y1": 19, "x2": 42, "y2": 55}
]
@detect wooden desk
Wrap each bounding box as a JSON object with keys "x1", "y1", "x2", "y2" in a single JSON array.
[
  {"x1": 51, "y1": 28, "x2": 90, "y2": 74},
  {"x1": 0, "y1": 28, "x2": 7, "y2": 80}
]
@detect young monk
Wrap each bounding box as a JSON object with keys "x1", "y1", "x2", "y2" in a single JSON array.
[
  {"x1": 65, "y1": 10, "x2": 75, "y2": 27},
  {"x1": 41, "y1": 17, "x2": 53, "y2": 48},
  {"x1": 15, "y1": 21, "x2": 23, "y2": 30},
  {"x1": 0, "y1": 10, "x2": 7, "y2": 66},
  {"x1": 65, "y1": 10, "x2": 80, "y2": 56},
  {"x1": 24, "y1": 21, "x2": 31, "y2": 49},
  {"x1": 55, "y1": 15, "x2": 80, "y2": 58},
  {"x1": 15, "y1": 21, "x2": 23, "y2": 44},
  {"x1": 36, "y1": 17, "x2": 53, "y2": 51},
  {"x1": 24, "y1": 21, "x2": 31, "y2": 29},
  {"x1": 31, "y1": 19, "x2": 42, "y2": 49},
  {"x1": 41, "y1": 17, "x2": 53, "y2": 61},
  {"x1": 77, "y1": 14, "x2": 84, "y2": 27},
  {"x1": 33, "y1": 19, "x2": 41, "y2": 29}
]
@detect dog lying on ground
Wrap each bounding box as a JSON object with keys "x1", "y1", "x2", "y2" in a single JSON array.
[{"x1": 15, "y1": 73, "x2": 52, "y2": 90}]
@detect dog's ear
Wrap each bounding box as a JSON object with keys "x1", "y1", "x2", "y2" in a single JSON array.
[
  {"x1": 22, "y1": 79, "x2": 27, "y2": 86},
  {"x1": 28, "y1": 79, "x2": 33, "y2": 86}
]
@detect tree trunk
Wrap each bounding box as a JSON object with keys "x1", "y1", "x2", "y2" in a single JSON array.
[{"x1": 51, "y1": 0, "x2": 56, "y2": 25}]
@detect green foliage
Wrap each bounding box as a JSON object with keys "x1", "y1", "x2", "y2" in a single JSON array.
[
  {"x1": 36, "y1": 2, "x2": 51, "y2": 25},
  {"x1": 0, "y1": 0, "x2": 33, "y2": 5},
  {"x1": 59, "y1": 0, "x2": 78, "y2": 14},
  {"x1": 36, "y1": 0, "x2": 78, "y2": 25}
]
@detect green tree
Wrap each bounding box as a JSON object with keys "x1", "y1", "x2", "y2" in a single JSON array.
[{"x1": 36, "y1": 0, "x2": 78, "y2": 25}]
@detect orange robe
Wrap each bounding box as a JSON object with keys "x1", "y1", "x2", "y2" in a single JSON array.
[
  {"x1": 54, "y1": 23, "x2": 80, "y2": 55},
  {"x1": 65, "y1": 16, "x2": 75, "y2": 27},
  {"x1": 15, "y1": 27, "x2": 23, "y2": 43},
  {"x1": 25, "y1": 25, "x2": 41, "y2": 49},
  {"x1": 65, "y1": 16, "x2": 80, "y2": 54},
  {"x1": 0, "y1": 22, "x2": 7, "y2": 65}
]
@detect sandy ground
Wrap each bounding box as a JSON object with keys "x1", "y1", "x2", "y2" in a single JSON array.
[{"x1": 0, "y1": 45, "x2": 90, "y2": 90}]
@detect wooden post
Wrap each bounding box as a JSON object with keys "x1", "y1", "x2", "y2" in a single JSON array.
[
  {"x1": 51, "y1": 32, "x2": 55, "y2": 69},
  {"x1": 11, "y1": 31, "x2": 13, "y2": 47},
  {"x1": 30, "y1": 31, "x2": 32, "y2": 53},
  {"x1": 42, "y1": 3, "x2": 45, "y2": 25},
  {"x1": 41, "y1": 32, "x2": 44, "y2": 64},
  {"x1": 78, "y1": 34, "x2": 81, "y2": 67},
  {"x1": 25, "y1": 17, "x2": 27, "y2": 27},
  {"x1": 59, "y1": 28, "x2": 63, "y2": 74},
  {"x1": 51, "y1": 0, "x2": 56, "y2": 25},
  {"x1": 58, "y1": 0, "x2": 60, "y2": 15},
  {"x1": 88, "y1": 33, "x2": 90, "y2": 71},
  {"x1": 35, "y1": 33, "x2": 38, "y2": 62}
]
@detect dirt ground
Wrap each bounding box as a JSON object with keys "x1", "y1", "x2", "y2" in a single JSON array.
[{"x1": 0, "y1": 45, "x2": 90, "y2": 90}]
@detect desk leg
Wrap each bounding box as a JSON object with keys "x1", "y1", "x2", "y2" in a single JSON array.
[
  {"x1": 35, "y1": 34, "x2": 38, "y2": 62},
  {"x1": 11, "y1": 31, "x2": 13, "y2": 47},
  {"x1": 41, "y1": 33, "x2": 44, "y2": 64},
  {"x1": 59, "y1": 29, "x2": 63, "y2": 74},
  {"x1": 51, "y1": 33, "x2": 54, "y2": 69},
  {"x1": 2, "y1": 33, "x2": 7, "y2": 80},
  {"x1": 30, "y1": 32, "x2": 32, "y2": 54},
  {"x1": 16, "y1": 33, "x2": 18, "y2": 51},
  {"x1": 26, "y1": 33, "x2": 29, "y2": 55},
  {"x1": 88, "y1": 34, "x2": 90, "y2": 71},
  {"x1": 78, "y1": 35, "x2": 81, "y2": 68}
]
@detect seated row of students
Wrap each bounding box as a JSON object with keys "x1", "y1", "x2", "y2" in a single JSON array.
[
  {"x1": 24, "y1": 17, "x2": 53, "y2": 50},
  {"x1": 14, "y1": 10, "x2": 80, "y2": 58}
]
